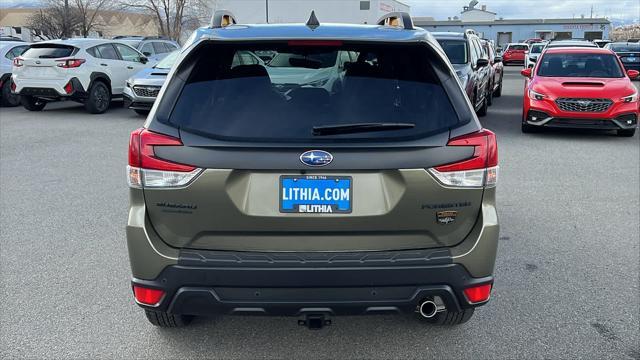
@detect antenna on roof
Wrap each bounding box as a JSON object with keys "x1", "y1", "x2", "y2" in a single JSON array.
[{"x1": 306, "y1": 10, "x2": 320, "y2": 30}]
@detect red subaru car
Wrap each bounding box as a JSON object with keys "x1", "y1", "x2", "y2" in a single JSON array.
[
  {"x1": 521, "y1": 47, "x2": 639, "y2": 137},
  {"x1": 502, "y1": 43, "x2": 529, "y2": 65}
]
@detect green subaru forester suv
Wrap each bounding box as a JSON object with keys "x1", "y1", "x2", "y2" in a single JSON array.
[{"x1": 126, "y1": 11, "x2": 499, "y2": 329}]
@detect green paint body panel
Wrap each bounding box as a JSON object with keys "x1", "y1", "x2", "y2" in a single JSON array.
[{"x1": 127, "y1": 173, "x2": 499, "y2": 280}]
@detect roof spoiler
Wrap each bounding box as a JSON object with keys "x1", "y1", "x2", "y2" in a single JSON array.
[
  {"x1": 376, "y1": 12, "x2": 413, "y2": 30},
  {"x1": 210, "y1": 10, "x2": 237, "y2": 28}
]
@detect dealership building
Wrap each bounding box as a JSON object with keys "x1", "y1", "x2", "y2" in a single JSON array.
[
  {"x1": 210, "y1": 0, "x2": 410, "y2": 25},
  {"x1": 413, "y1": 3, "x2": 611, "y2": 48}
]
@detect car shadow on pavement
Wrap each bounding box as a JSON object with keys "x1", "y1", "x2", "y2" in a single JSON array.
[{"x1": 153, "y1": 314, "x2": 479, "y2": 358}]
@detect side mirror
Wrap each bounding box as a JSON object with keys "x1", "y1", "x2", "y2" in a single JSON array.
[
  {"x1": 493, "y1": 56, "x2": 502, "y2": 63},
  {"x1": 476, "y1": 58, "x2": 489, "y2": 68},
  {"x1": 627, "y1": 70, "x2": 639, "y2": 79},
  {"x1": 143, "y1": 51, "x2": 152, "y2": 56},
  {"x1": 521, "y1": 68, "x2": 532, "y2": 78},
  {"x1": 140, "y1": 56, "x2": 148, "y2": 64},
  {"x1": 529, "y1": 56, "x2": 537, "y2": 62}
]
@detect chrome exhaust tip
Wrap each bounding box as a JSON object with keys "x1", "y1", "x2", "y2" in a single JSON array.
[{"x1": 418, "y1": 300, "x2": 440, "y2": 318}]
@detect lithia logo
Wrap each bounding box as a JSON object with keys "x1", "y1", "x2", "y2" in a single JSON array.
[{"x1": 436, "y1": 210, "x2": 458, "y2": 225}]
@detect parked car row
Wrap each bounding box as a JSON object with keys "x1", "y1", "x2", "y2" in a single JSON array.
[
  {"x1": 430, "y1": 30, "x2": 638, "y2": 138},
  {"x1": 3, "y1": 37, "x2": 179, "y2": 114},
  {"x1": 433, "y1": 30, "x2": 503, "y2": 117}
]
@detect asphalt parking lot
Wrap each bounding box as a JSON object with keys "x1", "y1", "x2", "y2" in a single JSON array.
[{"x1": 1, "y1": 66, "x2": 638, "y2": 359}]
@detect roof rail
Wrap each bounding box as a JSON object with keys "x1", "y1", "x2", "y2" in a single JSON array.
[
  {"x1": 112, "y1": 35, "x2": 143, "y2": 39},
  {"x1": 210, "y1": 10, "x2": 237, "y2": 28},
  {"x1": 376, "y1": 12, "x2": 413, "y2": 30},
  {"x1": 142, "y1": 35, "x2": 170, "y2": 41}
]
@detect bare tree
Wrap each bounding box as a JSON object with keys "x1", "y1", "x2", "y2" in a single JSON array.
[
  {"x1": 27, "y1": 0, "x2": 82, "y2": 39},
  {"x1": 27, "y1": 0, "x2": 115, "y2": 39},
  {"x1": 74, "y1": 0, "x2": 115, "y2": 37},
  {"x1": 121, "y1": 0, "x2": 208, "y2": 41}
]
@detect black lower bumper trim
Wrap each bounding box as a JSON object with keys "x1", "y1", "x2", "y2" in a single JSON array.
[
  {"x1": 132, "y1": 257, "x2": 493, "y2": 317},
  {"x1": 168, "y1": 284, "x2": 464, "y2": 317},
  {"x1": 545, "y1": 118, "x2": 621, "y2": 130},
  {"x1": 124, "y1": 94, "x2": 153, "y2": 110}
]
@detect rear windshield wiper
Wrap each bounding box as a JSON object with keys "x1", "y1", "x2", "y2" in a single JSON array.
[{"x1": 312, "y1": 122, "x2": 415, "y2": 136}]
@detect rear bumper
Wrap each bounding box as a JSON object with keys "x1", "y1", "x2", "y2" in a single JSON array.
[
  {"x1": 131, "y1": 249, "x2": 493, "y2": 316},
  {"x1": 15, "y1": 77, "x2": 87, "y2": 100}
]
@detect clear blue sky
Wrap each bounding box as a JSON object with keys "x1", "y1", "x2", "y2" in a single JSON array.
[{"x1": 407, "y1": 0, "x2": 640, "y2": 25}]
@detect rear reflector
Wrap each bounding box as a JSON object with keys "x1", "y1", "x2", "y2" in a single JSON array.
[
  {"x1": 428, "y1": 129, "x2": 498, "y2": 188},
  {"x1": 133, "y1": 285, "x2": 165, "y2": 306},
  {"x1": 64, "y1": 81, "x2": 73, "y2": 94},
  {"x1": 463, "y1": 283, "x2": 492, "y2": 304},
  {"x1": 128, "y1": 128, "x2": 202, "y2": 188}
]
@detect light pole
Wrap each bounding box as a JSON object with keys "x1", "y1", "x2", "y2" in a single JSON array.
[{"x1": 265, "y1": 0, "x2": 269, "y2": 23}]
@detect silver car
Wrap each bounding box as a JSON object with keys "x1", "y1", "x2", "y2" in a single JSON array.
[
  {"x1": 123, "y1": 50, "x2": 178, "y2": 115},
  {"x1": 113, "y1": 36, "x2": 179, "y2": 63}
]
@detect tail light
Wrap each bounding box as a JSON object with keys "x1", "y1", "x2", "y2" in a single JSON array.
[
  {"x1": 13, "y1": 57, "x2": 23, "y2": 67},
  {"x1": 428, "y1": 129, "x2": 498, "y2": 188},
  {"x1": 127, "y1": 128, "x2": 202, "y2": 188},
  {"x1": 56, "y1": 59, "x2": 85, "y2": 68},
  {"x1": 463, "y1": 283, "x2": 492, "y2": 304},
  {"x1": 133, "y1": 285, "x2": 165, "y2": 307}
]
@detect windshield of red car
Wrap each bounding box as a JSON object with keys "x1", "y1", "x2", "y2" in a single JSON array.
[{"x1": 537, "y1": 53, "x2": 624, "y2": 78}]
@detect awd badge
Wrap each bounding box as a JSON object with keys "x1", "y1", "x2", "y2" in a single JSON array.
[{"x1": 436, "y1": 211, "x2": 458, "y2": 225}]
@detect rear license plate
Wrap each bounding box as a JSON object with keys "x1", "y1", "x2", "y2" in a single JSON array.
[
  {"x1": 25, "y1": 67, "x2": 55, "y2": 78},
  {"x1": 280, "y1": 175, "x2": 352, "y2": 213}
]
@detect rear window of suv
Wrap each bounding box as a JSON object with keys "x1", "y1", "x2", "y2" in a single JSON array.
[
  {"x1": 507, "y1": 44, "x2": 528, "y2": 51},
  {"x1": 436, "y1": 40, "x2": 468, "y2": 64},
  {"x1": 166, "y1": 43, "x2": 462, "y2": 143},
  {"x1": 609, "y1": 43, "x2": 639, "y2": 52},
  {"x1": 22, "y1": 44, "x2": 76, "y2": 58},
  {"x1": 530, "y1": 44, "x2": 545, "y2": 54}
]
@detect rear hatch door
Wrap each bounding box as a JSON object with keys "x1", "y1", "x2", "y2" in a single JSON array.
[
  {"x1": 19, "y1": 44, "x2": 76, "y2": 80},
  {"x1": 142, "y1": 40, "x2": 485, "y2": 252}
]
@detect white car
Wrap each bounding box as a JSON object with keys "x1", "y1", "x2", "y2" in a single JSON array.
[
  {"x1": 266, "y1": 50, "x2": 357, "y2": 94},
  {"x1": 525, "y1": 42, "x2": 547, "y2": 68},
  {"x1": 11, "y1": 38, "x2": 151, "y2": 114},
  {"x1": 0, "y1": 40, "x2": 29, "y2": 106}
]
